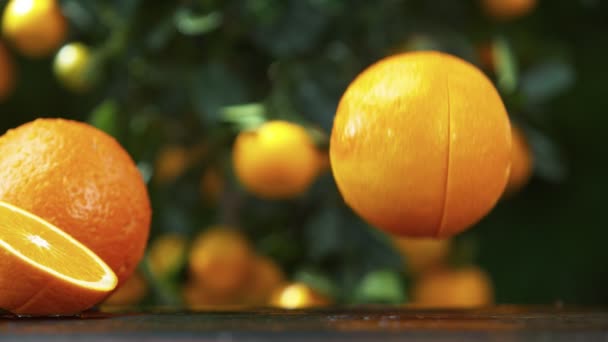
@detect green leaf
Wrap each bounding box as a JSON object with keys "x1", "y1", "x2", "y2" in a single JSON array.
[
  {"x1": 220, "y1": 103, "x2": 267, "y2": 131},
  {"x1": 146, "y1": 14, "x2": 178, "y2": 51},
  {"x1": 400, "y1": 34, "x2": 442, "y2": 52},
  {"x1": 526, "y1": 127, "x2": 568, "y2": 183},
  {"x1": 293, "y1": 268, "x2": 337, "y2": 298},
  {"x1": 494, "y1": 37, "x2": 519, "y2": 95},
  {"x1": 521, "y1": 60, "x2": 576, "y2": 105},
  {"x1": 174, "y1": 9, "x2": 223, "y2": 36},
  {"x1": 353, "y1": 269, "x2": 406, "y2": 304},
  {"x1": 137, "y1": 161, "x2": 154, "y2": 185},
  {"x1": 88, "y1": 99, "x2": 120, "y2": 138},
  {"x1": 61, "y1": 1, "x2": 96, "y2": 32}
]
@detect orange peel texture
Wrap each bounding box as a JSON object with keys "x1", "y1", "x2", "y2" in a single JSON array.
[{"x1": 330, "y1": 51, "x2": 511, "y2": 238}]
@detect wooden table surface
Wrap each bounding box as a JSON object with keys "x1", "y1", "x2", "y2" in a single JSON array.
[{"x1": 1, "y1": 306, "x2": 607, "y2": 341}]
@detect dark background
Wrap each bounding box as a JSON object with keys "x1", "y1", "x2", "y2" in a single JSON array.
[{"x1": 1, "y1": 0, "x2": 607, "y2": 305}]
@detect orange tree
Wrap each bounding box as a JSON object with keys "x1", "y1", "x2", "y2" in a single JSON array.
[{"x1": 1, "y1": 0, "x2": 604, "y2": 306}]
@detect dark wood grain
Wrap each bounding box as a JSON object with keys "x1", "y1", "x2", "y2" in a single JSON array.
[{"x1": 0, "y1": 306, "x2": 607, "y2": 341}]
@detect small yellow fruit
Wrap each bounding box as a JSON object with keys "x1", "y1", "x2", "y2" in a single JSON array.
[
  {"x1": 53, "y1": 42, "x2": 93, "y2": 92},
  {"x1": 154, "y1": 145, "x2": 190, "y2": 185},
  {"x1": 2, "y1": 0, "x2": 67, "y2": 58},
  {"x1": 411, "y1": 266, "x2": 494, "y2": 308},
  {"x1": 269, "y1": 283, "x2": 330, "y2": 309},
  {"x1": 188, "y1": 227, "x2": 253, "y2": 295},
  {"x1": 393, "y1": 237, "x2": 451, "y2": 275},
  {"x1": 148, "y1": 234, "x2": 187, "y2": 279},
  {"x1": 233, "y1": 121, "x2": 320, "y2": 199}
]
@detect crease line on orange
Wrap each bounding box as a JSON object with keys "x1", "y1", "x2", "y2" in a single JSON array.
[{"x1": 435, "y1": 72, "x2": 452, "y2": 238}]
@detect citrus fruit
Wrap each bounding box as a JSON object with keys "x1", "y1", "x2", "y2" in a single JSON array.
[
  {"x1": 0, "y1": 42, "x2": 15, "y2": 101},
  {"x1": 53, "y1": 42, "x2": 93, "y2": 92},
  {"x1": 2, "y1": 0, "x2": 67, "y2": 58},
  {"x1": 102, "y1": 271, "x2": 148, "y2": 307},
  {"x1": 481, "y1": 0, "x2": 537, "y2": 21},
  {"x1": 233, "y1": 120, "x2": 321, "y2": 199},
  {"x1": 0, "y1": 201, "x2": 117, "y2": 316},
  {"x1": 153, "y1": 145, "x2": 190, "y2": 185},
  {"x1": 269, "y1": 283, "x2": 330, "y2": 309},
  {"x1": 330, "y1": 51, "x2": 511, "y2": 238},
  {"x1": 199, "y1": 166, "x2": 225, "y2": 204},
  {"x1": 182, "y1": 281, "x2": 244, "y2": 310},
  {"x1": 393, "y1": 237, "x2": 451, "y2": 275},
  {"x1": 148, "y1": 233, "x2": 187, "y2": 279},
  {"x1": 188, "y1": 227, "x2": 253, "y2": 295},
  {"x1": 0, "y1": 118, "x2": 151, "y2": 285},
  {"x1": 411, "y1": 266, "x2": 493, "y2": 308},
  {"x1": 504, "y1": 124, "x2": 533, "y2": 195},
  {"x1": 243, "y1": 255, "x2": 286, "y2": 305}
]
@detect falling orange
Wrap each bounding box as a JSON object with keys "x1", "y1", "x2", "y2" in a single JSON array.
[{"x1": 330, "y1": 51, "x2": 511, "y2": 238}]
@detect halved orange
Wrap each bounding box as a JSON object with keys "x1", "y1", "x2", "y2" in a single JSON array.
[{"x1": 0, "y1": 201, "x2": 117, "y2": 316}]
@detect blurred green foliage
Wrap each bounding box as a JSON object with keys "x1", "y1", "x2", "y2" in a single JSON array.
[{"x1": 1, "y1": 0, "x2": 607, "y2": 305}]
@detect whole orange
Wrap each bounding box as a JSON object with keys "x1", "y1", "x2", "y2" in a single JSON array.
[
  {"x1": 148, "y1": 233, "x2": 187, "y2": 279},
  {"x1": 2, "y1": 0, "x2": 67, "y2": 58},
  {"x1": 481, "y1": 0, "x2": 537, "y2": 21},
  {"x1": 330, "y1": 51, "x2": 511, "y2": 238},
  {"x1": 53, "y1": 42, "x2": 93, "y2": 92},
  {"x1": 411, "y1": 266, "x2": 494, "y2": 308},
  {"x1": 153, "y1": 145, "x2": 190, "y2": 185},
  {"x1": 504, "y1": 124, "x2": 533, "y2": 195},
  {"x1": 0, "y1": 42, "x2": 15, "y2": 101},
  {"x1": 233, "y1": 120, "x2": 321, "y2": 199},
  {"x1": 0, "y1": 118, "x2": 151, "y2": 285},
  {"x1": 188, "y1": 227, "x2": 254, "y2": 295}
]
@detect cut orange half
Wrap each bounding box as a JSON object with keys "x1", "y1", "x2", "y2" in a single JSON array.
[{"x1": 0, "y1": 201, "x2": 117, "y2": 316}]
